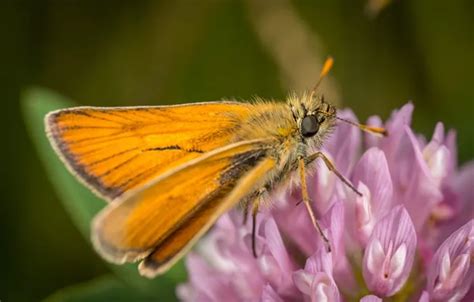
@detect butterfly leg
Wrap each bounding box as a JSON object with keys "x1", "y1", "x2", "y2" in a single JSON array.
[
  {"x1": 251, "y1": 198, "x2": 260, "y2": 257},
  {"x1": 306, "y1": 151, "x2": 362, "y2": 197},
  {"x1": 298, "y1": 157, "x2": 331, "y2": 252},
  {"x1": 241, "y1": 198, "x2": 250, "y2": 225},
  {"x1": 242, "y1": 186, "x2": 265, "y2": 225}
]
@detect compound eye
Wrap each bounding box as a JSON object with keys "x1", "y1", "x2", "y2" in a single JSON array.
[{"x1": 300, "y1": 115, "x2": 320, "y2": 137}]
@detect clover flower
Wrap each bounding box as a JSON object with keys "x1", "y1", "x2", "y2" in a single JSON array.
[{"x1": 178, "y1": 104, "x2": 473, "y2": 301}]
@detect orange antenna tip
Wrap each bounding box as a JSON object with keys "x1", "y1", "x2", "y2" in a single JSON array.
[
  {"x1": 360, "y1": 125, "x2": 389, "y2": 137},
  {"x1": 320, "y1": 56, "x2": 334, "y2": 78},
  {"x1": 311, "y1": 56, "x2": 334, "y2": 96},
  {"x1": 335, "y1": 116, "x2": 388, "y2": 137}
]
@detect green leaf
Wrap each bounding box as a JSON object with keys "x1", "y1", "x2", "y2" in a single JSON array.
[
  {"x1": 44, "y1": 275, "x2": 161, "y2": 302},
  {"x1": 22, "y1": 87, "x2": 186, "y2": 300}
]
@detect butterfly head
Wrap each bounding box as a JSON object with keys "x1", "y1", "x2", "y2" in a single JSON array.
[{"x1": 287, "y1": 92, "x2": 336, "y2": 147}]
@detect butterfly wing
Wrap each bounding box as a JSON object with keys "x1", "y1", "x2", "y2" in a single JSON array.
[
  {"x1": 45, "y1": 102, "x2": 252, "y2": 200},
  {"x1": 92, "y1": 139, "x2": 276, "y2": 277}
]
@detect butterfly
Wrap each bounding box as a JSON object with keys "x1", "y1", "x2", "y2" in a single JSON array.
[{"x1": 45, "y1": 57, "x2": 387, "y2": 277}]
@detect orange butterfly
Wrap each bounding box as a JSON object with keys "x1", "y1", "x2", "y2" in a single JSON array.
[{"x1": 45, "y1": 58, "x2": 386, "y2": 277}]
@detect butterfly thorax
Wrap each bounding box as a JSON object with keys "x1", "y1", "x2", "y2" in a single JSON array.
[{"x1": 229, "y1": 92, "x2": 336, "y2": 197}]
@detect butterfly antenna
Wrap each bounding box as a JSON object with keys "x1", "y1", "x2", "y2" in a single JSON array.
[
  {"x1": 311, "y1": 56, "x2": 387, "y2": 137},
  {"x1": 310, "y1": 56, "x2": 334, "y2": 100},
  {"x1": 336, "y1": 116, "x2": 388, "y2": 137}
]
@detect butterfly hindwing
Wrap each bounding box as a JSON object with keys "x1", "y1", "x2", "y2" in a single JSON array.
[{"x1": 91, "y1": 139, "x2": 275, "y2": 276}]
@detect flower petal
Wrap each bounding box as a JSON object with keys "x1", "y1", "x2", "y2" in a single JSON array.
[
  {"x1": 379, "y1": 103, "x2": 414, "y2": 161},
  {"x1": 349, "y1": 148, "x2": 394, "y2": 245},
  {"x1": 293, "y1": 269, "x2": 313, "y2": 295},
  {"x1": 309, "y1": 153, "x2": 338, "y2": 214},
  {"x1": 181, "y1": 253, "x2": 240, "y2": 302},
  {"x1": 363, "y1": 206, "x2": 417, "y2": 297},
  {"x1": 321, "y1": 201, "x2": 345, "y2": 260},
  {"x1": 311, "y1": 272, "x2": 340, "y2": 302},
  {"x1": 306, "y1": 246, "x2": 333, "y2": 275},
  {"x1": 294, "y1": 248, "x2": 341, "y2": 302},
  {"x1": 390, "y1": 243, "x2": 407, "y2": 279},
  {"x1": 398, "y1": 127, "x2": 442, "y2": 230},
  {"x1": 324, "y1": 109, "x2": 361, "y2": 175},
  {"x1": 360, "y1": 294, "x2": 383, "y2": 302},
  {"x1": 264, "y1": 217, "x2": 294, "y2": 273},
  {"x1": 418, "y1": 291, "x2": 430, "y2": 302},
  {"x1": 427, "y1": 220, "x2": 473, "y2": 301},
  {"x1": 445, "y1": 129, "x2": 457, "y2": 175},
  {"x1": 447, "y1": 162, "x2": 474, "y2": 233},
  {"x1": 272, "y1": 196, "x2": 318, "y2": 255},
  {"x1": 366, "y1": 239, "x2": 385, "y2": 275},
  {"x1": 261, "y1": 284, "x2": 285, "y2": 302},
  {"x1": 365, "y1": 115, "x2": 384, "y2": 148},
  {"x1": 353, "y1": 147, "x2": 393, "y2": 217},
  {"x1": 423, "y1": 123, "x2": 450, "y2": 186}
]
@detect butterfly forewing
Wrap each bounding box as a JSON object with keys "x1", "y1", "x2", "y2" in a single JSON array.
[
  {"x1": 45, "y1": 102, "x2": 252, "y2": 200},
  {"x1": 92, "y1": 139, "x2": 274, "y2": 276}
]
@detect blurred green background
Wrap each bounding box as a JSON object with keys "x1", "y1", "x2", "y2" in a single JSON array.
[{"x1": 1, "y1": 0, "x2": 473, "y2": 301}]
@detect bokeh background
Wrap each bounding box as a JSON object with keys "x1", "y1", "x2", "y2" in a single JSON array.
[{"x1": 2, "y1": 0, "x2": 473, "y2": 301}]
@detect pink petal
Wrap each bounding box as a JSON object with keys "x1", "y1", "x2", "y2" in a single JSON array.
[
  {"x1": 431, "y1": 122, "x2": 445, "y2": 143},
  {"x1": 311, "y1": 272, "x2": 341, "y2": 302},
  {"x1": 183, "y1": 253, "x2": 240, "y2": 302},
  {"x1": 360, "y1": 294, "x2": 383, "y2": 302},
  {"x1": 324, "y1": 109, "x2": 361, "y2": 175},
  {"x1": 363, "y1": 206, "x2": 417, "y2": 297},
  {"x1": 349, "y1": 148, "x2": 394, "y2": 245},
  {"x1": 399, "y1": 127, "x2": 442, "y2": 230},
  {"x1": 353, "y1": 147, "x2": 393, "y2": 217},
  {"x1": 264, "y1": 217, "x2": 294, "y2": 273},
  {"x1": 365, "y1": 115, "x2": 384, "y2": 148},
  {"x1": 325, "y1": 203, "x2": 357, "y2": 292},
  {"x1": 310, "y1": 157, "x2": 338, "y2": 214},
  {"x1": 294, "y1": 249, "x2": 341, "y2": 302},
  {"x1": 439, "y1": 253, "x2": 470, "y2": 290},
  {"x1": 424, "y1": 145, "x2": 449, "y2": 186},
  {"x1": 447, "y1": 162, "x2": 474, "y2": 234},
  {"x1": 261, "y1": 284, "x2": 284, "y2": 302},
  {"x1": 445, "y1": 129, "x2": 457, "y2": 175},
  {"x1": 390, "y1": 243, "x2": 407, "y2": 279},
  {"x1": 176, "y1": 283, "x2": 194, "y2": 301},
  {"x1": 380, "y1": 103, "x2": 414, "y2": 161},
  {"x1": 423, "y1": 123, "x2": 450, "y2": 186},
  {"x1": 306, "y1": 248, "x2": 333, "y2": 275},
  {"x1": 321, "y1": 201, "x2": 345, "y2": 260},
  {"x1": 366, "y1": 239, "x2": 385, "y2": 275},
  {"x1": 427, "y1": 220, "x2": 473, "y2": 301},
  {"x1": 259, "y1": 255, "x2": 280, "y2": 280},
  {"x1": 418, "y1": 291, "x2": 430, "y2": 302},
  {"x1": 272, "y1": 196, "x2": 318, "y2": 255},
  {"x1": 355, "y1": 183, "x2": 373, "y2": 227},
  {"x1": 293, "y1": 269, "x2": 313, "y2": 295}
]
